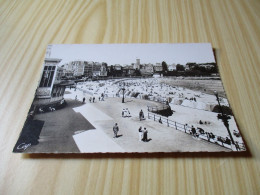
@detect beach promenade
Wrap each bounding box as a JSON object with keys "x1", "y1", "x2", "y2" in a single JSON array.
[{"x1": 70, "y1": 88, "x2": 229, "y2": 153}]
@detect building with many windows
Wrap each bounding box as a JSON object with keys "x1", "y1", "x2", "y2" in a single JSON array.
[
  {"x1": 100, "y1": 63, "x2": 108, "y2": 77},
  {"x1": 153, "y1": 63, "x2": 163, "y2": 72},
  {"x1": 84, "y1": 61, "x2": 102, "y2": 77},
  {"x1": 140, "y1": 63, "x2": 154, "y2": 76},
  {"x1": 70, "y1": 61, "x2": 85, "y2": 76},
  {"x1": 33, "y1": 58, "x2": 68, "y2": 109},
  {"x1": 61, "y1": 61, "x2": 84, "y2": 77},
  {"x1": 122, "y1": 65, "x2": 135, "y2": 76}
]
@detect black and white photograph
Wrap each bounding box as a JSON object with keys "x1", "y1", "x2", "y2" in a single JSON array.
[{"x1": 13, "y1": 43, "x2": 246, "y2": 153}]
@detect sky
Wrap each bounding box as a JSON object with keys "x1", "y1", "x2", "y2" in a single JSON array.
[{"x1": 49, "y1": 43, "x2": 215, "y2": 66}]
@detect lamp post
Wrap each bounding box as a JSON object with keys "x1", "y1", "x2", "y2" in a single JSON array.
[
  {"x1": 214, "y1": 91, "x2": 235, "y2": 146},
  {"x1": 121, "y1": 82, "x2": 125, "y2": 103}
]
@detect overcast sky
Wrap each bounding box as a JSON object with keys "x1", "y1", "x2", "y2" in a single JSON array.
[{"x1": 49, "y1": 43, "x2": 215, "y2": 66}]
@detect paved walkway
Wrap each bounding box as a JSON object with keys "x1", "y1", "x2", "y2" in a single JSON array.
[
  {"x1": 27, "y1": 87, "x2": 229, "y2": 153},
  {"x1": 26, "y1": 99, "x2": 95, "y2": 153},
  {"x1": 71, "y1": 88, "x2": 229, "y2": 152},
  {"x1": 73, "y1": 129, "x2": 124, "y2": 152}
]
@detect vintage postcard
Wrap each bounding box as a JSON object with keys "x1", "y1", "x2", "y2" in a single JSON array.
[{"x1": 13, "y1": 43, "x2": 246, "y2": 153}]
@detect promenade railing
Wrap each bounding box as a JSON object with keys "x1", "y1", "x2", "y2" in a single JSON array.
[{"x1": 147, "y1": 111, "x2": 245, "y2": 151}]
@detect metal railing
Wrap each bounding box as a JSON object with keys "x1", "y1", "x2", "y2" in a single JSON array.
[
  {"x1": 148, "y1": 112, "x2": 191, "y2": 133},
  {"x1": 147, "y1": 111, "x2": 246, "y2": 151}
]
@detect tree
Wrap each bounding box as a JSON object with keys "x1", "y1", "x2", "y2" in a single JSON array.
[
  {"x1": 162, "y1": 61, "x2": 168, "y2": 74},
  {"x1": 176, "y1": 64, "x2": 185, "y2": 71},
  {"x1": 167, "y1": 70, "x2": 177, "y2": 76},
  {"x1": 134, "y1": 68, "x2": 141, "y2": 76},
  {"x1": 108, "y1": 65, "x2": 115, "y2": 76},
  {"x1": 212, "y1": 105, "x2": 233, "y2": 116}
]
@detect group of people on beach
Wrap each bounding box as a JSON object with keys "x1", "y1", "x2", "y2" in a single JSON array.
[{"x1": 74, "y1": 84, "x2": 106, "y2": 104}]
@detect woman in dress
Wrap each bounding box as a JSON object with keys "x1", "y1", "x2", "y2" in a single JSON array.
[
  {"x1": 142, "y1": 128, "x2": 148, "y2": 142},
  {"x1": 138, "y1": 126, "x2": 143, "y2": 141}
]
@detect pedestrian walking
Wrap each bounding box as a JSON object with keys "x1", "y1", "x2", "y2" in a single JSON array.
[
  {"x1": 142, "y1": 128, "x2": 148, "y2": 142},
  {"x1": 93, "y1": 97, "x2": 95, "y2": 103},
  {"x1": 122, "y1": 109, "x2": 125, "y2": 117},
  {"x1": 138, "y1": 126, "x2": 143, "y2": 141},
  {"x1": 113, "y1": 123, "x2": 119, "y2": 138},
  {"x1": 89, "y1": 97, "x2": 92, "y2": 103},
  {"x1": 139, "y1": 109, "x2": 144, "y2": 121},
  {"x1": 82, "y1": 97, "x2": 85, "y2": 104},
  {"x1": 75, "y1": 95, "x2": 77, "y2": 100}
]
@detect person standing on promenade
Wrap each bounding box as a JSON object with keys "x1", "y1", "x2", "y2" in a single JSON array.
[
  {"x1": 138, "y1": 126, "x2": 143, "y2": 141},
  {"x1": 142, "y1": 128, "x2": 148, "y2": 142},
  {"x1": 125, "y1": 108, "x2": 131, "y2": 117},
  {"x1": 113, "y1": 123, "x2": 119, "y2": 138},
  {"x1": 82, "y1": 97, "x2": 85, "y2": 104},
  {"x1": 139, "y1": 109, "x2": 144, "y2": 121},
  {"x1": 122, "y1": 109, "x2": 125, "y2": 117}
]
